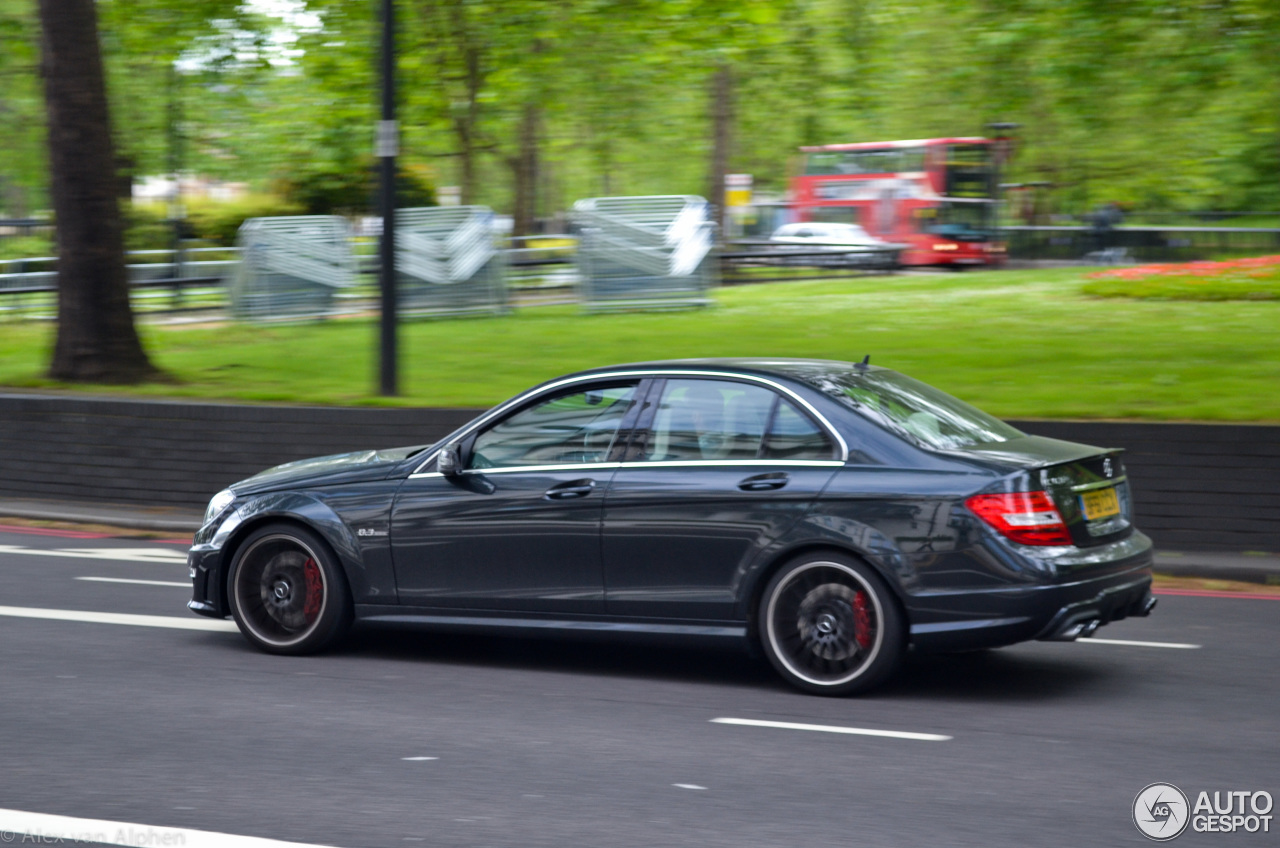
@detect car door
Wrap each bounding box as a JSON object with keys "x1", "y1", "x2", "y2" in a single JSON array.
[
  {"x1": 390, "y1": 380, "x2": 642, "y2": 614},
  {"x1": 602, "y1": 377, "x2": 844, "y2": 620}
]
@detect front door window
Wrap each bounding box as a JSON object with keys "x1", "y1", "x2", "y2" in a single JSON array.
[{"x1": 469, "y1": 384, "x2": 638, "y2": 469}]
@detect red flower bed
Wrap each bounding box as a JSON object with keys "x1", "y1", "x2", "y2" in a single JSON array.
[{"x1": 1088, "y1": 255, "x2": 1280, "y2": 281}]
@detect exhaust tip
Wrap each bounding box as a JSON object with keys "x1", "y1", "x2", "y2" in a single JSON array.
[{"x1": 1080, "y1": 619, "x2": 1101, "y2": 638}]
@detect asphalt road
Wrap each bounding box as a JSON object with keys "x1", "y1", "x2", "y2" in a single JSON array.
[{"x1": 0, "y1": 523, "x2": 1276, "y2": 847}]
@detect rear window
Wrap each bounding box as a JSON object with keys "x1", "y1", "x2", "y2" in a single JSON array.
[{"x1": 798, "y1": 368, "x2": 1022, "y2": 450}]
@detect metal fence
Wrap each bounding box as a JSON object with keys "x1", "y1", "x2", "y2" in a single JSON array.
[{"x1": 572, "y1": 195, "x2": 715, "y2": 311}]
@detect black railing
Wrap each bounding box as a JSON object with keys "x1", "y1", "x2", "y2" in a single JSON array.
[{"x1": 1002, "y1": 225, "x2": 1280, "y2": 262}]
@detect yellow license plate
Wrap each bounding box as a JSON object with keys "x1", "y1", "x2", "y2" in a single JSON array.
[{"x1": 1080, "y1": 487, "x2": 1121, "y2": 521}]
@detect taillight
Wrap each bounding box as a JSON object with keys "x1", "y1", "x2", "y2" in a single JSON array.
[{"x1": 965, "y1": 491, "x2": 1073, "y2": 546}]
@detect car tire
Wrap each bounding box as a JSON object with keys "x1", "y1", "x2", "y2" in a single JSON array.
[
  {"x1": 758, "y1": 552, "x2": 905, "y2": 696},
  {"x1": 227, "y1": 523, "x2": 352, "y2": 655}
]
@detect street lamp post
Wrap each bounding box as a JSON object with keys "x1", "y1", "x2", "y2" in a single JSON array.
[{"x1": 377, "y1": 0, "x2": 398, "y2": 396}]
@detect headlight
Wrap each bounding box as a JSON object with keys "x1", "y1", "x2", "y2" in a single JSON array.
[{"x1": 204, "y1": 489, "x2": 236, "y2": 525}]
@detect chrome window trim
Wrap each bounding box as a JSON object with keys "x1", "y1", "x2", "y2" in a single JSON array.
[
  {"x1": 409, "y1": 369, "x2": 850, "y2": 475},
  {"x1": 467, "y1": 462, "x2": 623, "y2": 476},
  {"x1": 407, "y1": 459, "x2": 844, "y2": 479},
  {"x1": 621, "y1": 459, "x2": 844, "y2": 469}
]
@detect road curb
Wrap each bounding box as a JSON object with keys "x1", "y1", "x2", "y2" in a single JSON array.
[{"x1": 0, "y1": 503, "x2": 202, "y2": 534}]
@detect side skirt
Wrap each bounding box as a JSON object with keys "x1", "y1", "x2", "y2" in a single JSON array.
[{"x1": 353, "y1": 604, "x2": 749, "y2": 645}]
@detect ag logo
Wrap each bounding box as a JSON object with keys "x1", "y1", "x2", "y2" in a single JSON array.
[{"x1": 1134, "y1": 783, "x2": 1190, "y2": 840}]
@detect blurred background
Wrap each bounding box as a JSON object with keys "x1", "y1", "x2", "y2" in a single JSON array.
[{"x1": 3, "y1": 0, "x2": 1279, "y2": 246}]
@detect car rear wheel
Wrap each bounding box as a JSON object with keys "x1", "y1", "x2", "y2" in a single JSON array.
[
  {"x1": 227, "y1": 523, "x2": 352, "y2": 655},
  {"x1": 759, "y1": 553, "x2": 904, "y2": 695}
]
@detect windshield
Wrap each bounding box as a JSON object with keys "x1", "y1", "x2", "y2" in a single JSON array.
[
  {"x1": 797, "y1": 367, "x2": 1023, "y2": 450},
  {"x1": 919, "y1": 201, "x2": 995, "y2": 243}
]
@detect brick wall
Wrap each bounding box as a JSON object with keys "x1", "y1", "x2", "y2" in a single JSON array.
[{"x1": 1, "y1": 394, "x2": 1274, "y2": 551}]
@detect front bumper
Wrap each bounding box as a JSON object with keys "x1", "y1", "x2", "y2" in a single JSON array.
[{"x1": 187, "y1": 545, "x2": 228, "y2": 618}]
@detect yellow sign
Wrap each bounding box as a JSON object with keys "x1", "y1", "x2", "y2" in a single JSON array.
[{"x1": 726, "y1": 173, "x2": 752, "y2": 208}]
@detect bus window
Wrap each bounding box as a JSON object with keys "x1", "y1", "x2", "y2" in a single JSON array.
[
  {"x1": 804, "y1": 153, "x2": 844, "y2": 176},
  {"x1": 945, "y1": 144, "x2": 994, "y2": 198},
  {"x1": 811, "y1": 207, "x2": 860, "y2": 225}
]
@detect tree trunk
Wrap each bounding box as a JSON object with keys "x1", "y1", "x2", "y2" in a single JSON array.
[
  {"x1": 707, "y1": 62, "x2": 733, "y2": 240},
  {"x1": 511, "y1": 102, "x2": 540, "y2": 237},
  {"x1": 447, "y1": 0, "x2": 482, "y2": 206},
  {"x1": 37, "y1": 0, "x2": 159, "y2": 383}
]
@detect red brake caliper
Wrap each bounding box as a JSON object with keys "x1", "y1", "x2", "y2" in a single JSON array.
[
  {"x1": 852, "y1": 591, "x2": 873, "y2": 650},
  {"x1": 302, "y1": 558, "x2": 323, "y2": 621}
]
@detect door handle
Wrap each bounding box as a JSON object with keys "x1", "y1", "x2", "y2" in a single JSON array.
[
  {"x1": 545, "y1": 479, "x2": 596, "y2": 500},
  {"x1": 738, "y1": 472, "x2": 789, "y2": 492}
]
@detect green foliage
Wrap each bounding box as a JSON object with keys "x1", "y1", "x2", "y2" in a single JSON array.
[
  {"x1": 123, "y1": 203, "x2": 173, "y2": 251},
  {"x1": 10, "y1": 0, "x2": 1280, "y2": 222},
  {"x1": 0, "y1": 235, "x2": 53, "y2": 260},
  {"x1": 273, "y1": 161, "x2": 437, "y2": 216},
  {"x1": 184, "y1": 194, "x2": 305, "y2": 245}
]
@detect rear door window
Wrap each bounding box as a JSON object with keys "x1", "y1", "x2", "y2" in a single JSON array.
[
  {"x1": 639, "y1": 379, "x2": 836, "y2": 462},
  {"x1": 762, "y1": 400, "x2": 835, "y2": 460}
]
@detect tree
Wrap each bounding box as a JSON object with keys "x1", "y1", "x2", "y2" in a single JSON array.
[{"x1": 37, "y1": 0, "x2": 159, "y2": 382}]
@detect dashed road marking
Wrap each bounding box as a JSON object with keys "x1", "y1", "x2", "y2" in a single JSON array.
[
  {"x1": 673, "y1": 784, "x2": 707, "y2": 790},
  {"x1": 401, "y1": 757, "x2": 438, "y2": 761},
  {"x1": 711, "y1": 717, "x2": 952, "y2": 741},
  {"x1": 0, "y1": 807, "x2": 333, "y2": 847},
  {"x1": 0, "y1": 605, "x2": 237, "y2": 632},
  {"x1": 76, "y1": 576, "x2": 190, "y2": 588},
  {"x1": 1078, "y1": 637, "x2": 1201, "y2": 649}
]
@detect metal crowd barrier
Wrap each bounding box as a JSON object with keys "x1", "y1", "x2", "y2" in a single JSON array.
[
  {"x1": 572, "y1": 195, "x2": 715, "y2": 311},
  {"x1": 230, "y1": 216, "x2": 357, "y2": 321},
  {"x1": 396, "y1": 206, "x2": 506, "y2": 316}
]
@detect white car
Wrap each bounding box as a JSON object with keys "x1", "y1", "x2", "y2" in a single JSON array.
[
  {"x1": 768, "y1": 223, "x2": 902, "y2": 268},
  {"x1": 770, "y1": 222, "x2": 882, "y2": 246}
]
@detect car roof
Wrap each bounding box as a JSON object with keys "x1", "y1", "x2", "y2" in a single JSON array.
[{"x1": 560, "y1": 357, "x2": 890, "y2": 384}]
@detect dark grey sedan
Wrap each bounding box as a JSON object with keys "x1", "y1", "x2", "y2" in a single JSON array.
[{"x1": 188, "y1": 359, "x2": 1155, "y2": 695}]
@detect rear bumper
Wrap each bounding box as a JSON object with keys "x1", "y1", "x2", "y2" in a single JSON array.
[
  {"x1": 1035, "y1": 581, "x2": 1156, "y2": 641},
  {"x1": 908, "y1": 532, "x2": 1154, "y2": 651}
]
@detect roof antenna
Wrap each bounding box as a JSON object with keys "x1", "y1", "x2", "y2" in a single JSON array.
[{"x1": 855, "y1": 354, "x2": 871, "y2": 371}]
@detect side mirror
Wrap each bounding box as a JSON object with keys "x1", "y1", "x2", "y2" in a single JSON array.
[{"x1": 437, "y1": 443, "x2": 463, "y2": 477}]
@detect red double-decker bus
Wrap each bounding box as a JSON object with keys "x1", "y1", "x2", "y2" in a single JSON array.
[{"x1": 790, "y1": 137, "x2": 1007, "y2": 266}]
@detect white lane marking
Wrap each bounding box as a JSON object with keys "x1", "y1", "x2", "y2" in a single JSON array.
[
  {"x1": 1077, "y1": 637, "x2": 1201, "y2": 649},
  {"x1": 0, "y1": 544, "x2": 188, "y2": 564},
  {"x1": 0, "y1": 807, "x2": 333, "y2": 848},
  {"x1": 711, "y1": 717, "x2": 952, "y2": 742},
  {"x1": 77, "y1": 576, "x2": 191, "y2": 588},
  {"x1": 0, "y1": 605, "x2": 237, "y2": 632},
  {"x1": 401, "y1": 757, "x2": 438, "y2": 761},
  {"x1": 672, "y1": 784, "x2": 707, "y2": 790}
]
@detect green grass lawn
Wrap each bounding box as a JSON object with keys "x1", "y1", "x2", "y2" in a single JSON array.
[{"x1": 2, "y1": 267, "x2": 1278, "y2": 421}]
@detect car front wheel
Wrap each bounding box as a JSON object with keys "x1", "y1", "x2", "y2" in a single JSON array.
[
  {"x1": 227, "y1": 523, "x2": 352, "y2": 654},
  {"x1": 759, "y1": 553, "x2": 904, "y2": 695}
]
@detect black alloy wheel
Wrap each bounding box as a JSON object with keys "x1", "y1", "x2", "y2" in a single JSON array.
[
  {"x1": 759, "y1": 553, "x2": 905, "y2": 695},
  {"x1": 227, "y1": 523, "x2": 352, "y2": 654}
]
